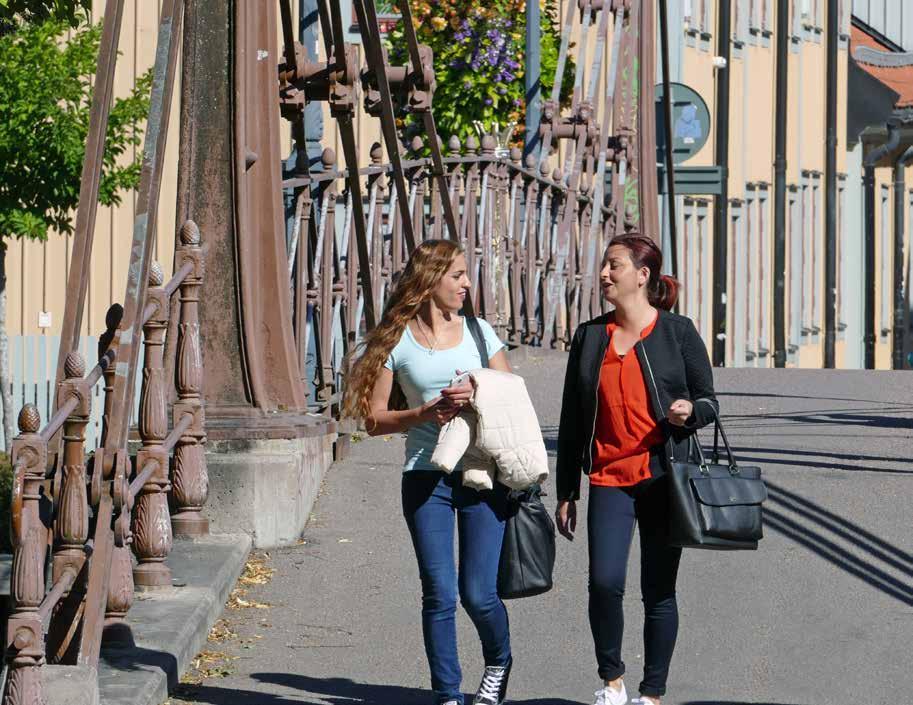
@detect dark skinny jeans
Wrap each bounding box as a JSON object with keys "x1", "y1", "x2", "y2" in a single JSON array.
[{"x1": 588, "y1": 477, "x2": 682, "y2": 698}]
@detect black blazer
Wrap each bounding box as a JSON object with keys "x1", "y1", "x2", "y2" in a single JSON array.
[{"x1": 556, "y1": 309, "x2": 719, "y2": 501}]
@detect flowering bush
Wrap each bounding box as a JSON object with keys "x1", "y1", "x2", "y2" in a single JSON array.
[{"x1": 387, "y1": 0, "x2": 574, "y2": 147}]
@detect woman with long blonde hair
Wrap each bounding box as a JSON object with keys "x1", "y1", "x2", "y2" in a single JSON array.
[{"x1": 343, "y1": 239, "x2": 514, "y2": 705}]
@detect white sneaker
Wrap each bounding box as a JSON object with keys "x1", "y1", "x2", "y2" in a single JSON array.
[
  {"x1": 442, "y1": 701, "x2": 461, "y2": 705},
  {"x1": 630, "y1": 697, "x2": 659, "y2": 705},
  {"x1": 594, "y1": 681, "x2": 627, "y2": 705}
]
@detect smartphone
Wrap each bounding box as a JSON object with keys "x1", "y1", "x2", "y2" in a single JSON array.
[{"x1": 450, "y1": 371, "x2": 472, "y2": 387}]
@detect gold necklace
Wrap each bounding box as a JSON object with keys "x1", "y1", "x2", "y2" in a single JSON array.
[{"x1": 416, "y1": 317, "x2": 438, "y2": 355}]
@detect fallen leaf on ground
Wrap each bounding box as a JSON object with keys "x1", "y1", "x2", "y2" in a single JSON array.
[
  {"x1": 238, "y1": 555, "x2": 276, "y2": 586},
  {"x1": 226, "y1": 587, "x2": 271, "y2": 610},
  {"x1": 207, "y1": 619, "x2": 236, "y2": 643}
]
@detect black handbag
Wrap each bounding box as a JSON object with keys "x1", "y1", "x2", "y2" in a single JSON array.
[
  {"x1": 498, "y1": 485, "x2": 556, "y2": 599},
  {"x1": 667, "y1": 414, "x2": 768, "y2": 550}
]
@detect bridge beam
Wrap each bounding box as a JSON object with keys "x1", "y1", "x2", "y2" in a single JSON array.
[{"x1": 174, "y1": 0, "x2": 335, "y2": 548}]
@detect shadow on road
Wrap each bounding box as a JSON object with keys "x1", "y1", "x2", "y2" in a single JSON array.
[
  {"x1": 170, "y1": 673, "x2": 585, "y2": 704},
  {"x1": 680, "y1": 702, "x2": 808, "y2": 705},
  {"x1": 763, "y1": 480, "x2": 913, "y2": 607},
  {"x1": 729, "y1": 447, "x2": 912, "y2": 475}
]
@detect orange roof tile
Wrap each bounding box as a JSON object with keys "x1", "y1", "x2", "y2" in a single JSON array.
[{"x1": 852, "y1": 25, "x2": 913, "y2": 108}]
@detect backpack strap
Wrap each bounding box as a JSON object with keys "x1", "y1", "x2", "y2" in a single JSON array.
[{"x1": 465, "y1": 316, "x2": 489, "y2": 368}]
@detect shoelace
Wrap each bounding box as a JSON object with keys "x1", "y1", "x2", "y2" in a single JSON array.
[{"x1": 476, "y1": 666, "x2": 507, "y2": 702}]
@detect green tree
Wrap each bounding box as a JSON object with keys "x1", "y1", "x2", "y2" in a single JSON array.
[
  {"x1": 0, "y1": 13, "x2": 150, "y2": 447},
  {"x1": 0, "y1": 0, "x2": 91, "y2": 27}
]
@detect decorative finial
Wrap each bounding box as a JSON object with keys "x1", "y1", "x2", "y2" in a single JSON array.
[
  {"x1": 448, "y1": 135, "x2": 461, "y2": 155},
  {"x1": 370, "y1": 142, "x2": 383, "y2": 163},
  {"x1": 180, "y1": 220, "x2": 200, "y2": 246},
  {"x1": 321, "y1": 148, "x2": 336, "y2": 168},
  {"x1": 17, "y1": 404, "x2": 40, "y2": 434},
  {"x1": 64, "y1": 351, "x2": 86, "y2": 380},
  {"x1": 525, "y1": 154, "x2": 537, "y2": 170},
  {"x1": 148, "y1": 261, "x2": 164, "y2": 287}
]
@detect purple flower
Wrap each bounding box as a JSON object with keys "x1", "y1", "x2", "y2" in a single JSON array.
[
  {"x1": 464, "y1": 81, "x2": 472, "y2": 89},
  {"x1": 485, "y1": 98, "x2": 493, "y2": 105},
  {"x1": 514, "y1": 98, "x2": 523, "y2": 107},
  {"x1": 498, "y1": 87, "x2": 507, "y2": 94},
  {"x1": 487, "y1": 29, "x2": 502, "y2": 41}
]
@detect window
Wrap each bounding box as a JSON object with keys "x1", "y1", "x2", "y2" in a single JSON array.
[
  {"x1": 811, "y1": 173, "x2": 822, "y2": 335},
  {"x1": 788, "y1": 186, "x2": 802, "y2": 357},
  {"x1": 749, "y1": 0, "x2": 772, "y2": 43},
  {"x1": 694, "y1": 200, "x2": 711, "y2": 340},
  {"x1": 685, "y1": 0, "x2": 713, "y2": 50},
  {"x1": 836, "y1": 176, "x2": 847, "y2": 336},
  {"x1": 683, "y1": 199, "x2": 697, "y2": 325},
  {"x1": 803, "y1": 0, "x2": 823, "y2": 41},
  {"x1": 746, "y1": 188, "x2": 759, "y2": 363},
  {"x1": 683, "y1": 198, "x2": 711, "y2": 340},
  {"x1": 758, "y1": 185, "x2": 771, "y2": 362},
  {"x1": 731, "y1": 201, "x2": 747, "y2": 366},
  {"x1": 838, "y1": 0, "x2": 850, "y2": 44},
  {"x1": 790, "y1": 0, "x2": 803, "y2": 50},
  {"x1": 801, "y1": 177, "x2": 812, "y2": 336},
  {"x1": 733, "y1": 0, "x2": 749, "y2": 52},
  {"x1": 880, "y1": 185, "x2": 891, "y2": 338}
]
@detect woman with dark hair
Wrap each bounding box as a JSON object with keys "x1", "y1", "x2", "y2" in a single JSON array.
[
  {"x1": 343, "y1": 240, "x2": 513, "y2": 705},
  {"x1": 555, "y1": 234, "x2": 719, "y2": 705}
]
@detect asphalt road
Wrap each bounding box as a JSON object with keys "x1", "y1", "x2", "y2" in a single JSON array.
[{"x1": 168, "y1": 351, "x2": 913, "y2": 705}]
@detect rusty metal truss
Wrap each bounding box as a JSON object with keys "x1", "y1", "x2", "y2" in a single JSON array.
[{"x1": 0, "y1": 1, "x2": 657, "y2": 701}]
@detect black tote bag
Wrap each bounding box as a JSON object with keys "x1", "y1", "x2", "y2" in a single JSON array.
[
  {"x1": 668, "y1": 414, "x2": 768, "y2": 550},
  {"x1": 498, "y1": 485, "x2": 556, "y2": 599}
]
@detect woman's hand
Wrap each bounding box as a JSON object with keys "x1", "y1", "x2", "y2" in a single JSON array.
[
  {"x1": 440, "y1": 369, "x2": 474, "y2": 408},
  {"x1": 417, "y1": 396, "x2": 461, "y2": 426},
  {"x1": 668, "y1": 399, "x2": 694, "y2": 427},
  {"x1": 556, "y1": 500, "x2": 577, "y2": 541}
]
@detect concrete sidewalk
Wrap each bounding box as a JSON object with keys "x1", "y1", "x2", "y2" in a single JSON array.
[{"x1": 166, "y1": 354, "x2": 913, "y2": 705}]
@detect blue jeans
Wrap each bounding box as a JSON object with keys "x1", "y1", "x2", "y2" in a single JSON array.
[
  {"x1": 588, "y1": 478, "x2": 682, "y2": 698},
  {"x1": 402, "y1": 471, "x2": 512, "y2": 705}
]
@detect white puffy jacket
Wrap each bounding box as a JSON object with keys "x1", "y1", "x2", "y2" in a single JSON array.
[{"x1": 430, "y1": 368, "x2": 549, "y2": 491}]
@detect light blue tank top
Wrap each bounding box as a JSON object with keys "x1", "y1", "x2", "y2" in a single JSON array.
[{"x1": 384, "y1": 317, "x2": 504, "y2": 472}]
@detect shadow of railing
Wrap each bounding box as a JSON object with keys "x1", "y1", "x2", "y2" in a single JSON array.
[
  {"x1": 165, "y1": 673, "x2": 584, "y2": 705},
  {"x1": 763, "y1": 480, "x2": 913, "y2": 607}
]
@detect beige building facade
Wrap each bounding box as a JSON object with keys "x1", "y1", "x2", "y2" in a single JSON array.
[{"x1": 6, "y1": 0, "x2": 912, "y2": 441}]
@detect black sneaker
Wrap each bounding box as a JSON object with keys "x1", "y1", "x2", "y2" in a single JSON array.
[{"x1": 472, "y1": 659, "x2": 512, "y2": 705}]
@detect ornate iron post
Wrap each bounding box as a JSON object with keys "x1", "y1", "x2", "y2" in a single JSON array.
[
  {"x1": 132, "y1": 263, "x2": 173, "y2": 587},
  {"x1": 172, "y1": 221, "x2": 209, "y2": 536},
  {"x1": 4, "y1": 405, "x2": 48, "y2": 705}
]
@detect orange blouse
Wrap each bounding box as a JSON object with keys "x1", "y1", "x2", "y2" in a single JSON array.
[{"x1": 589, "y1": 314, "x2": 664, "y2": 487}]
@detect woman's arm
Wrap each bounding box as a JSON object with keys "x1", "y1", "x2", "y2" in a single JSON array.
[
  {"x1": 679, "y1": 319, "x2": 719, "y2": 430},
  {"x1": 366, "y1": 368, "x2": 456, "y2": 436},
  {"x1": 488, "y1": 348, "x2": 512, "y2": 373},
  {"x1": 556, "y1": 326, "x2": 585, "y2": 502}
]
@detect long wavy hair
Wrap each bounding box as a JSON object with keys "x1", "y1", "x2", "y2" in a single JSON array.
[{"x1": 342, "y1": 239, "x2": 465, "y2": 420}]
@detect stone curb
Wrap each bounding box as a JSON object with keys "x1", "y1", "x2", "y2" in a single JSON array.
[{"x1": 97, "y1": 534, "x2": 251, "y2": 705}]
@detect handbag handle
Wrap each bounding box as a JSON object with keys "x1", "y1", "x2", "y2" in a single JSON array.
[
  {"x1": 684, "y1": 405, "x2": 739, "y2": 476},
  {"x1": 687, "y1": 434, "x2": 711, "y2": 475},
  {"x1": 707, "y1": 407, "x2": 740, "y2": 475}
]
